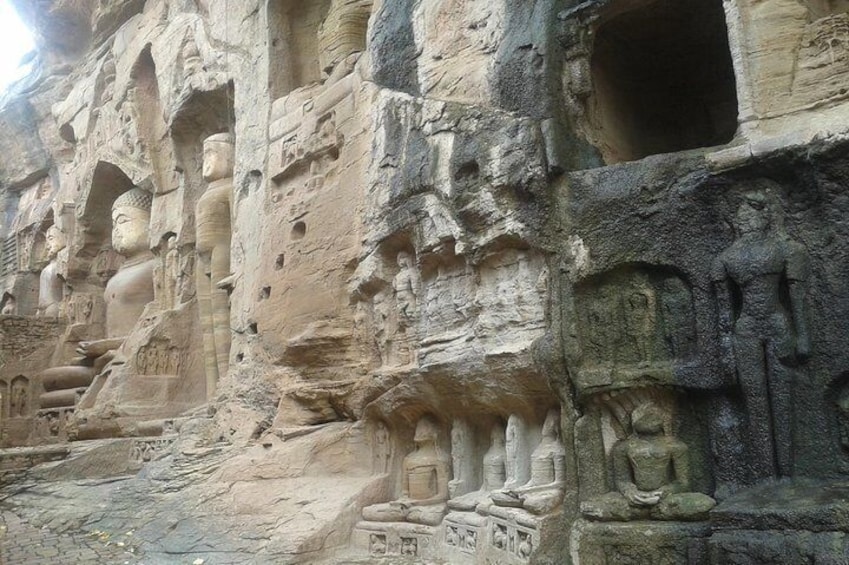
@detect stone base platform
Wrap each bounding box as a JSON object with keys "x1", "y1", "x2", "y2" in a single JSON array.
[
  {"x1": 572, "y1": 519, "x2": 712, "y2": 565},
  {"x1": 709, "y1": 479, "x2": 849, "y2": 564},
  {"x1": 353, "y1": 521, "x2": 438, "y2": 560}
]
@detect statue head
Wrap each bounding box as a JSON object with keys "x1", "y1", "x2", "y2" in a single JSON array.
[
  {"x1": 541, "y1": 409, "x2": 560, "y2": 440},
  {"x1": 44, "y1": 225, "x2": 67, "y2": 260},
  {"x1": 112, "y1": 187, "x2": 152, "y2": 257},
  {"x1": 491, "y1": 422, "x2": 506, "y2": 447},
  {"x1": 397, "y1": 251, "x2": 413, "y2": 270},
  {"x1": 413, "y1": 415, "x2": 440, "y2": 445},
  {"x1": 734, "y1": 191, "x2": 772, "y2": 237},
  {"x1": 631, "y1": 403, "x2": 665, "y2": 436},
  {"x1": 202, "y1": 133, "x2": 235, "y2": 182}
]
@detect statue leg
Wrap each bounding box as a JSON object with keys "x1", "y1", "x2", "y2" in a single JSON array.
[
  {"x1": 654, "y1": 493, "x2": 716, "y2": 521},
  {"x1": 210, "y1": 243, "x2": 231, "y2": 385},
  {"x1": 580, "y1": 492, "x2": 640, "y2": 521},
  {"x1": 197, "y1": 255, "x2": 218, "y2": 400},
  {"x1": 766, "y1": 337, "x2": 795, "y2": 477},
  {"x1": 733, "y1": 332, "x2": 777, "y2": 481},
  {"x1": 361, "y1": 502, "x2": 407, "y2": 522}
]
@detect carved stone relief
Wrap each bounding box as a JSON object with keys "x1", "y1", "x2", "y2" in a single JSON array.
[
  {"x1": 581, "y1": 402, "x2": 715, "y2": 522},
  {"x1": 712, "y1": 190, "x2": 810, "y2": 480},
  {"x1": 573, "y1": 267, "x2": 697, "y2": 392}
]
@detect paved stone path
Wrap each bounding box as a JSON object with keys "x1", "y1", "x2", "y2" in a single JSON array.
[{"x1": 0, "y1": 511, "x2": 143, "y2": 564}]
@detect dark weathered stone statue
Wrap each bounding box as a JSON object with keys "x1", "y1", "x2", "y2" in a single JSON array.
[{"x1": 712, "y1": 191, "x2": 810, "y2": 480}]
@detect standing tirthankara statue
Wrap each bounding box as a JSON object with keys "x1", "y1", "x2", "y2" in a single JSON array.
[
  {"x1": 76, "y1": 187, "x2": 156, "y2": 368},
  {"x1": 362, "y1": 416, "x2": 451, "y2": 526},
  {"x1": 712, "y1": 190, "x2": 810, "y2": 480},
  {"x1": 581, "y1": 403, "x2": 715, "y2": 522},
  {"x1": 37, "y1": 225, "x2": 67, "y2": 317},
  {"x1": 392, "y1": 251, "x2": 420, "y2": 366},
  {"x1": 196, "y1": 133, "x2": 235, "y2": 400}
]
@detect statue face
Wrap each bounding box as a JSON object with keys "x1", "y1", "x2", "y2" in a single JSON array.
[
  {"x1": 632, "y1": 404, "x2": 664, "y2": 435},
  {"x1": 734, "y1": 203, "x2": 769, "y2": 237},
  {"x1": 202, "y1": 140, "x2": 235, "y2": 182},
  {"x1": 414, "y1": 417, "x2": 439, "y2": 444},
  {"x1": 112, "y1": 205, "x2": 150, "y2": 256},
  {"x1": 44, "y1": 226, "x2": 66, "y2": 259}
]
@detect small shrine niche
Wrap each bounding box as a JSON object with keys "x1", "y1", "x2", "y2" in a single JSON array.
[
  {"x1": 589, "y1": 0, "x2": 738, "y2": 163},
  {"x1": 268, "y1": 0, "x2": 333, "y2": 98}
]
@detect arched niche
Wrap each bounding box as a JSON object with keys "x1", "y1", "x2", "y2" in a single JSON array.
[
  {"x1": 268, "y1": 0, "x2": 332, "y2": 98},
  {"x1": 170, "y1": 82, "x2": 235, "y2": 243},
  {"x1": 10, "y1": 376, "x2": 29, "y2": 418},
  {"x1": 77, "y1": 161, "x2": 136, "y2": 261},
  {"x1": 129, "y1": 45, "x2": 176, "y2": 195},
  {"x1": 0, "y1": 380, "x2": 7, "y2": 420},
  {"x1": 588, "y1": 0, "x2": 738, "y2": 163}
]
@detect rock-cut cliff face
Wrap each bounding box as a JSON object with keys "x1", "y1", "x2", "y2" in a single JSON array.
[{"x1": 1, "y1": 0, "x2": 849, "y2": 563}]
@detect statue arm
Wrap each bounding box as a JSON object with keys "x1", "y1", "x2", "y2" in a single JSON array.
[
  {"x1": 711, "y1": 257, "x2": 735, "y2": 379},
  {"x1": 612, "y1": 442, "x2": 639, "y2": 499},
  {"x1": 786, "y1": 243, "x2": 811, "y2": 361},
  {"x1": 76, "y1": 337, "x2": 125, "y2": 358},
  {"x1": 661, "y1": 442, "x2": 690, "y2": 496}
]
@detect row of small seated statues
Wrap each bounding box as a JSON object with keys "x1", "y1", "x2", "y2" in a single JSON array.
[
  {"x1": 363, "y1": 403, "x2": 715, "y2": 527},
  {"x1": 31, "y1": 134, "x2": 235, "y2": 406}
]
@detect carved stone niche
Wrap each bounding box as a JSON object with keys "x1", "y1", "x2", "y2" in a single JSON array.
[
  {"x1": 559, "y1": 0, "x2": 738, "y2": 165},
  {"x1": 267, "y1": 0, "x2": 373, "y2": 101},
  {"x1": 572, "y1": 265, "x2": 697, "y2": 395}
]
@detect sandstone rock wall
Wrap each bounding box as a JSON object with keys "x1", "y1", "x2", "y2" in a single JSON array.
[{"x1": 0, "y1": 0, "x2": 849, "y2": 563}]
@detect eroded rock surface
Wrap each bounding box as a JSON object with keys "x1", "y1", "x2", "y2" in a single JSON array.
[{"x1": 2, "y1": 0, "x2": 849, "y2": 564}]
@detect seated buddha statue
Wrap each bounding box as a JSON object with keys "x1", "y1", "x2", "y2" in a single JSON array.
[
  {"x1": 362, "y1": 415, "x2": 451, "y2": 526},
  {"x1": 491, "y1": 409, "x2": 566, "y2": 515},
  {"x1": 581, "y1": 402, "x2": 716, "y2": 522}
]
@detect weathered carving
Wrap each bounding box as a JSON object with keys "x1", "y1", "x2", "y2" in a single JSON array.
[
  {"x1": 581, "y1": 402, "x2": 715, "y2": 522},
  {"x1": 362, "y1": 416, "x2": 451, "y2": 525},
  {"x1": 129, "y1": 436, "x2": 176, "y2": 464},
  {"x1": 713, "y1": 191, "x2": 810, "y2": 480},
  {"x1": 10, "y1": 377, "x2": 29, "y2": 418},
  {"x1": 135, "y1": 340, "x2": 181, "y2": 376},
  {"x1": 373, "y1": 420, "x2": 391, "y2": 474},
  {"x1": 196, "y1": 133, "x2": 235, "y2": 399},
  {"x1": 36, "y1": 225, "x2": 66, "y2": 318},
  {"x1": 77, "y1": 187, "x2": 156, "y2": 368},
  {"x1": 492, "y1": 409, "x2": 565, "y2": 515},
  {"x1": 369, "y1": 533, "x2": 387, "y2": 556}
]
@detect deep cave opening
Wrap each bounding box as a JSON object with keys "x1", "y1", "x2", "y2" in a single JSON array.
[{"x1": 590, "y1": 0, "x2": 739, "y2": 163}]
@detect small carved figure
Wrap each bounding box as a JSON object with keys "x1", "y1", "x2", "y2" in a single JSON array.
[
  {"x1": 446, "y1": 525, "x2": 459, "y2": 546},
  {"x1": 392, "y1": 251, "x2": 420, "y2": 365},
  {"x1": 623, "y1": 275, "x2": 656, "y2": 364},
  {"x1": 492, "y1": 523, "x2": 507, "y2": 550},
  {"x1": 581, "y1": 403, "x2": 716, "y2": 521},
  {"x1": 449, "y1": 419, "x2": 474, "y2": 498},
  {"x1": 196, "y1": 133, "x2": 235, "y2": 399},
  {"x1": 37, "y1": 225, "x2": 66, "y2": 317},
  {"x1": 362, "y1": 416, "x2": 451, "y2": 525},
  {"x1": 517, "y1": 531, "x2": 533, "y2": 559},
  {"x1": 10, "y1": 380, "x2": 27, "y2": 417},
  {"x1": 400, "y1": 537, "x2": 417, "y2": 556},
  {"x1": 1, "y1": 294, "x2": 16, "y2": 315},
  {"x1": 713, "y1": 190, "x2": 810, "y2": 480},
  {"x1": 369, "y1": 533, "x2": 386, "y2": 555},
  {"x1": 373, "y1": 420, "x2": 391, "y2": 474}
]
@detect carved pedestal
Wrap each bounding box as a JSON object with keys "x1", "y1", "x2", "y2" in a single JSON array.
[
  {"x1": 573, "y1": 519, "x2": 711, "y2": 565},
  {"x1": 709, "y1": 480, "x2": 849, "y2": 564},
  {"x1": 353, "y1": 521, "x2": 436, "y2": 560}
]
